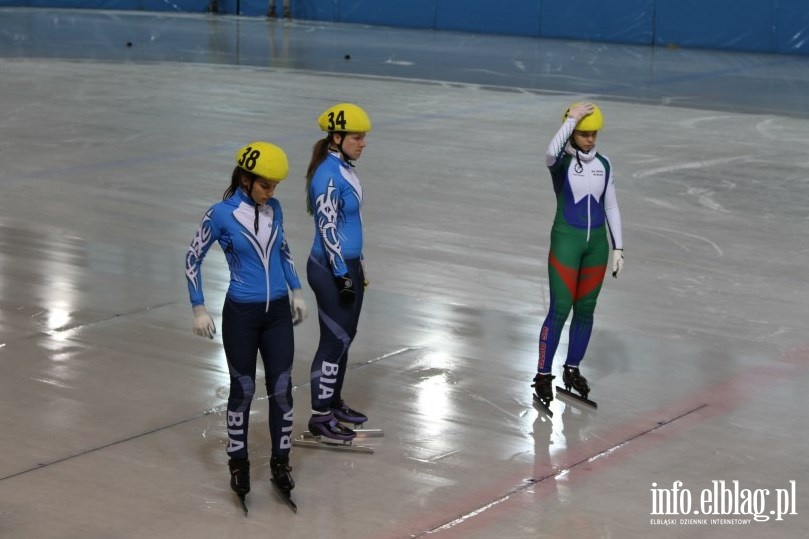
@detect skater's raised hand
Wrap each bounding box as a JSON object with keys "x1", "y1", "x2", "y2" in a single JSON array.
[
  {"x1": 192, "y1": 305, "x2": 216, "y2": 338},
  {"x1": 567, "y1": 102, "x2": 595, "y2": 121},
  {"x1": 611, "y1": 249, "x2": 624, "y2": 278}
]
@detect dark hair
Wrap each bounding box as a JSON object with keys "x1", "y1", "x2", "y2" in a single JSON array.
[
  {"x1": 224, "y1": 166, "x2": 261, "y2": 200},
  {"x1": 305, "y1": 136, "x2": 334, "y2": 215}
]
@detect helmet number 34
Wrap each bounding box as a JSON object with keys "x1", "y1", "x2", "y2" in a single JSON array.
[
  {"x1": 326, "y1": 110, "x2": 347, "y2": 131},
  {"x1": 238, "y1": 147, "x2": 261, "y2": 170}
]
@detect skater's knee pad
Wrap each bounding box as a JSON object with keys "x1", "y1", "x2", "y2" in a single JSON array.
[
  {"x1": 268, "y1": 372, "x2": 292, "y2": 406},
  {"x1": 572, "y1": 298, "x2": 598, "y2": 317},
  {"x1": 231, "y1": 375, "x2": 256, "y2": 404},
  {"x1": 549, "y1": 298, "x2": 573, "y2": 319}
]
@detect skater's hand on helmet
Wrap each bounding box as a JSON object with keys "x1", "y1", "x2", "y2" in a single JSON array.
[
  {"x1": 192, "y1": 305, "x2": 216, "y2": 339},
  {"x1": 567, "y1": 103, "x2": 595, "y2": 121},
  {"x1": 335, "y1": 274, "x2": 356, "y2": 304},
  {"x1": 290, "y1": 288, "x2": 308, "y2": 325},
  {"x1": 612, "y1": 249, "x2": 624, "y2": 278}
]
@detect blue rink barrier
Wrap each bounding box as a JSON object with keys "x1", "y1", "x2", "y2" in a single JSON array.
[{"x1": 1, "y1": 0, "x2": 807, "y2": 54}]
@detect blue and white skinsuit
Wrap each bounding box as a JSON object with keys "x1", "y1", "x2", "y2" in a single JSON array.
[
  {"x1": 307, "y1": 151, "x2": 366, "y2": 412},
  {"x1": 185, "y1": 188, "x2": 302, "y2": 459}
]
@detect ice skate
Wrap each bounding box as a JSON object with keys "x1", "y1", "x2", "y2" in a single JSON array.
[
  {"x1": 330, "y1": 400, "x2": 384, "y2": 437},
  {"x1": 270, "y1": 454, "x2": 297, "y2": 513},
  {"x1": 283, "y1": 6, "x2": 292, "y2": 18},
  {"x1": 331, "y1": 399, "x2": 367, "y2": 425},
  {"x1": 531, "y1": 373, "x2": 555, "y2": 417},
  {"x1": 291, "y1": 412, "x2": 375, "y2": 453},
  {"x1": 228, "y1": 458, "x2": 250, "y2": 516},
  {"x1": 556, "y1": 365, "x2": 598, "y2": 409},
  {"x1": 267, "y1": 5, "x2": 277, "y2": 18}
]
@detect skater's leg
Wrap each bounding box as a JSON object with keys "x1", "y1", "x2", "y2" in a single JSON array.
[
  {"x1": 307, "y1": 256, "x2": 362, "y2": 413},
  {"x1": 257, "y1": 296, "x2": 295, "y2": 458},
  {"x1": 256, "y1": 301, "x2": 298, "y2": 507},
  {"x1": 222, "y1": 298, "x2": 263, "y2": 460},
  {"x1": 538, "y1": 226, "x2": 584, "y2": 374},
  {"x1": 331, "y1": 258, "x2": 364, "y2": 403},
  {"x1": 565, "y1": 232, "x2": 608, "y2": 367}
]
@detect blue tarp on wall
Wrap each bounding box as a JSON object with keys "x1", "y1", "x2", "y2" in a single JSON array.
[
  {"x1": 655, "y1": 0, "x2": 774, "y2": 52},
  {"x1": 1, "y1": 0, "x2": 808, "y2": 54},
  {"x1": 540, "y1": 0, "x2": 653, "y2": 45}
]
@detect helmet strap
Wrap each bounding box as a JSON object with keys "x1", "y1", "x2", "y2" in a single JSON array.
[
  {"x1": 240, "y1": 173, "x2": 260, "y2": 233},
  {"x1": 329, "y1": 132, "x2": 354, "y2": 165}
]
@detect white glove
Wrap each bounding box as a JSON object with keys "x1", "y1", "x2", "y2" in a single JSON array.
[
  {"x1": 290, "y1": 289, "x2": 307, "y2": 326},
  {"x1": 612, "y1": 249, "x2": 624, "y2": 278},
  {"x1": 360, "y1": 258, "x2": 369, "y2": 288},
  {"x1": 567, "y1": 102, "x2": 595, "y2": 121},
  {"x1": 192, "y1": 305, "x2": 216, "y2": 339}
]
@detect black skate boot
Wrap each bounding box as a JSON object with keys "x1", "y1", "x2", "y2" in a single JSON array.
[
  {"x1": 283, "y1": 5, "x2": 292, "y2": 18},
  {"x1": 557, "y1": 365, "x2": 597, "y2": 408},
  {"x1": 270, "y1": 454, "x2": 297, "y2": 512},
  {"x1": 562, "y1": 365, "x2": 590, "y2": 398},
  {"x1": 531, "y1": 373, "x2": 555, "y2": 416},
  {"x1": 330, "y1": 399, "x2": 368, "y2": 426},
  {"x1": 268, "y1": 5, "x2": 277, "y2": 17},
  {"x1": 228, "y1": 458, "x2": 250, "y2": 495},
  {"x1": 228, "y1": 458, "x2": 250, "y2": 515},
  {"x1": 270, "y1": 454, "x2": 295, "y2": 492},
  {"x1": 308, "y1": 412, "x2": 357, "y2": 442}
]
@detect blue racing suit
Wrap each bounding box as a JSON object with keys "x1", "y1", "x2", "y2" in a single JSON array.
[
  {"x1": 307, "y1": 151, "x2": 366, "y2": 412},
  {"x1": 185, "y1": 188, "x2": 301, "y2": 458}
]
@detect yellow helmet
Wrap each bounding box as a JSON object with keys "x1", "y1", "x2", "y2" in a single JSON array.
[
  {"x1": 563, "y1": 103, "x2": 604, "y2": 132},
  {"x1": 235, "y1": 142, "x2": 289, "y2": 181},
  {"x1": 318, "y1": 103, "x2": 372, "y2": 133}
]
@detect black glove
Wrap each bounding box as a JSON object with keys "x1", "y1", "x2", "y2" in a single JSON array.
[{"x1": 335, "y1": 274, "x2": 356, "y2": 304}]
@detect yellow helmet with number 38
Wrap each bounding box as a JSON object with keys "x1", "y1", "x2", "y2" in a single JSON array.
[
  {"x1": 235, "y1": 141, "x2": 289, "y2": 182},
  {"x1": 563, "y1": 103, "x2": 604, "y2": 132},
  {"x1": 317, "y1": 103, "x2": 372, "y2": 133}
]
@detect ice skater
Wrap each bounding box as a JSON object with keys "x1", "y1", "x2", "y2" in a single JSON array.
[
  {"x1": 185, "y1": 141, "x2": 307, "y2": 513},
  {"x1": 267, "y1": 0, "x2": 291, "y2": 18},
  {"x1": 304, "y1": 103, "x2": 372, "y2": 443},
  {"x1": 533, "y1": 102, "x2": 624, "y2": 413}
]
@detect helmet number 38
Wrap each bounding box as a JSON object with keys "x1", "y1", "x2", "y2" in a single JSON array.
[
  {"x1": 326, "y1": 110, "x2": 347, "y2": 131},
  {"x1": 238, "y1": 147, "x2": 261, "y2": 170}
]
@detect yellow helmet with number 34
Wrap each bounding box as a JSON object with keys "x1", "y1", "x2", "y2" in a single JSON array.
[
  {"x1": 235, "y1": 141, "x2": 289, "y2": 182},
  {"x1": 317, "y1": 103, "x2": 372, "y2": 133}
]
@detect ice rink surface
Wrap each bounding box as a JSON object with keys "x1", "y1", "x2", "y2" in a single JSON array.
[{"x1": 1, "y1": 8, "x2": 809, "y2": 539}]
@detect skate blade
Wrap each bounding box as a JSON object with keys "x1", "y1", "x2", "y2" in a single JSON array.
[
  {"x1": 291, "y1": 435, "x2": 375, "y2": 454},
  {"x1": 555, "y1": 386, "x2": 598, "y2": 409},
  {"x1": 352, "y1": 427, "x2": 384, "y2": 437},
  {"x1": 237, "y1": 494, "x2": 248, "y2": 517},
  {"x1": 532, "y1": 395, "x2": 554, "y2": 417},
  {"x1": 271, "y1": 479, "x2": 298, "y2": 513},
  {"x1": 306, "y1": 427, "x2": 384, "y2": 438}
]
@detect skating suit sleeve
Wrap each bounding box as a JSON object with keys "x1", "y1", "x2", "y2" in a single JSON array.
[
  {"x1": 546, "y1": 117, "x2": 578, "y2": 168},
  {"x1": 274, "y1": 199, "x2": 303, "y2": 290},
  {"x1": 602, "y1": 157, "x2": 623, "y2": 250},
  {"x1": 185, "y1": 205, "x2": 223, "y2": 307},
  {"x1": 309, "y1": 153, "x2": 364, "y2": 277}
]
